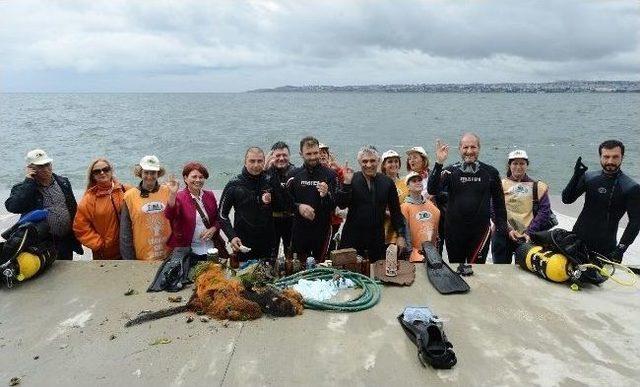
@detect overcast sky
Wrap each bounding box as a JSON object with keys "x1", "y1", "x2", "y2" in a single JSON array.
[{"x1": 1, "y1": 0, "x2": 638, "y2": 92}]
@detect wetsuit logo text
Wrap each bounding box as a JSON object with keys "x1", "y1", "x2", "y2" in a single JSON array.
[{"x1": 459, "y1": 176, "x2": 481, "y2": 184}]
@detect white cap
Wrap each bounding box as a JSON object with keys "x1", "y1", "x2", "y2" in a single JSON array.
[
  {"x1": 381, "y1": 149, "x2": 400, "y2": 162},
  {"x1": 406, "y1": 146, "x2": 428, "y2": 158},
  {"x1": 26, "y1": 149, "x2": 53, "y2": 165},
  {"x1": 139, "y1": 155, "x2": 161, "y2": 171},
  {"x1": 405, "y1": 171, "x2": 422, "y2": 184},
  {"x1": 508, "y1": 149, "x2": 529, "y2": 161},
  {"x1": 319, "y1": 143, "x2": 329, "y2": 150}
]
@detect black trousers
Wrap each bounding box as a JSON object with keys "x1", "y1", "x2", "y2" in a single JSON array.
[
  {"x1": 445, "y1": 223, "x2": 491, "y2": 264},
  {"x1": 273, "y1": 216, "x2": 293, "y2": 257},
  {"x1": 292, "y1": 225, "x2": 332, "y2": 261},
  {"x1": 490, "y1": 233, "x2": 518, "y2": 264}
]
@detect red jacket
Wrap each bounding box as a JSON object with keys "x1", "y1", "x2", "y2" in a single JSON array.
[{"x1": 164, "y1": 189, "x2": 220, "y2": 248}]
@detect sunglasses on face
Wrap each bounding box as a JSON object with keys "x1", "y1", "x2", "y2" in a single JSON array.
[{"x1": 92, "y1": 166, "x2": 112, "y2": 176}]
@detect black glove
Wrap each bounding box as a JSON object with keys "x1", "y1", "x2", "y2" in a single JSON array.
[
  {"x1": 607, "y1": 244, "x2": 626, "y2": 264},
  {"x1": 574, "y1": 157, "x2": 588, "y2": 175}
]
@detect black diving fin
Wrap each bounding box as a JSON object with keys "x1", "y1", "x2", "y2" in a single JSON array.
[
  {"x1": 398, "y1": 306, "x2": 457, "y2": 369},
  {"x1": 422, "y1": 242, "x2": 470, "y2": 294}
]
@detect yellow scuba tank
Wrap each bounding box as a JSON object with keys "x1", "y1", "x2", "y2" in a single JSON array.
[
  {"x1": 2, "y1": 248, "x2": 54, "y2": 287},
  {"x1": 515, "y1": 243, "x2": 571, "y2": 283},
  {"x1": 16, "y1": 251, "x2": 43, "y2": 281}
]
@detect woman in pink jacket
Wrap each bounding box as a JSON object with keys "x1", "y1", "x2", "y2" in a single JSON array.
[{"x1": 164, "y1": 162, "x2": 224, "y2": 261}]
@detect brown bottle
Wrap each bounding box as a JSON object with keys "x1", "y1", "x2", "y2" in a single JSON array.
[
  {"x1": 292, "y1": 253, "x2": 302, "y2": 273},
  {"x1": 362, "y1": 258, "x2": 370, "y2": 277},
  {"x1": 230, "y1": 254, "x2": 240, "y2": 269},
  {"x1": 362, "y1": 249, "x2": 371, "y2": 276}
]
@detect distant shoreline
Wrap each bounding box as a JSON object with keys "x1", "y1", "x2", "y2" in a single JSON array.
[{"x1": 250, "y1": 80, "x2": 640, "y2": 93}]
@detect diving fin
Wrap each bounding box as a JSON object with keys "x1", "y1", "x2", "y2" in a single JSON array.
[
  {"x1": 398, "y1": 306, "x2": 457, "y2": 369},
  {"x1": 422, "y1": 242, "x2": 470, "y2": 294}
]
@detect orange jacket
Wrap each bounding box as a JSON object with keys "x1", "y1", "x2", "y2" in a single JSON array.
[
  {"x1": 401, "y1": 199, "x2": 440, "y2": 262},
  {"x1": 73, "y1": 181, "x2": 131, "y2": 260}
]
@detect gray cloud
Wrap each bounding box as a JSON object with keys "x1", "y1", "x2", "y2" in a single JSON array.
[{"x1": 1, "y1": 0, "x2": 638, "y2": 91}]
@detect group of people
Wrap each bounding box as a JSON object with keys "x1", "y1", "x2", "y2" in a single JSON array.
[{"x1": 5, "y1": 135, "x2": 639, "y2": 267}]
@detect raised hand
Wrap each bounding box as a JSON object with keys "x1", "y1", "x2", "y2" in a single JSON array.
[
  {"x1": 342, "y1": 161, "x2": 354, "y2": 184},
  {"x1": 25, "y1": 165, "x2": 36, "y2": 179},
  {"x1": 435, "y1": 139, "x2": 449, "y2": 164},
  {"x1": 264, "y1": 151, "x2": 274, "y2": 170},
  {"x1": 574, "y1": 157, "x2": 588, "y2": 175},
  {"x1": 165, "y1": 174, "x2": 180, "y2": 194}
]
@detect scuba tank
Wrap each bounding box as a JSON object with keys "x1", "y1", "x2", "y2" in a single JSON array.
[
  {"x1": 515, "y1": 229, "x2": 610, "y2": 286},
  {"x1": 1, "y1": 212, "x2": 56, "y2": 288},
  {"x1": 514, "y1": 243, "x2": 571, "y2": 283},
  {"x1": 2, "y1": 247, "x2": 55, "y2": 286}
]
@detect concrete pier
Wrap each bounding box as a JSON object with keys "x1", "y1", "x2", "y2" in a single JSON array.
[{"x1": 1, "y1": 260, "x2": 639, "y2": 386}]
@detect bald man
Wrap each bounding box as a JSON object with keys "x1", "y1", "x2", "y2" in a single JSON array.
[
  {"x1": 427, "y1": 133, "x2": 507, "y2": 264},
  {"x1": 218, "y1": 147, "x2": 276, "y2": 262}
]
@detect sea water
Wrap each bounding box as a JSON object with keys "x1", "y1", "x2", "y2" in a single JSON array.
[{"x1": 1, "y1": 92, "x2": 638, "y2": 193}]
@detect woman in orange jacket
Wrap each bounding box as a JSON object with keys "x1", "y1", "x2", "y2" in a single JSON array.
[{"x1": 73, "y1": 158, "x2": 131, "y2": 259}]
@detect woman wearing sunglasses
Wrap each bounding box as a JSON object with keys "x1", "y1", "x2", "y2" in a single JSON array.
[{"x1": 73, "y1": 158, "x2": 132, "y2": 259}]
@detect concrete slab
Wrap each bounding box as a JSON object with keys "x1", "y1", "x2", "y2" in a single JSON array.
[{"x1": 1, "y1": 261, "x2": 639, "y2": 386}]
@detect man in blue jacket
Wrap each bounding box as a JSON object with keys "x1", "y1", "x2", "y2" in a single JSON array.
[{"x1": 5, "y1": 149, "x2": 83, "y2": 260}]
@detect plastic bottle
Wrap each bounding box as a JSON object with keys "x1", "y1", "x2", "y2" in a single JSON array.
[{"x1": 306, "y1": 256, "x2": 316, "y2": 270}]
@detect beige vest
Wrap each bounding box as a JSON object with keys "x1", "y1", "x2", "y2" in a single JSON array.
[{"x1": 502, "y1": 179, "x2": 547, "y2": 232}]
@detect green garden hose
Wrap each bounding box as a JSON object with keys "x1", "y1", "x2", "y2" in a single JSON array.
[{"x1": 273, "y1": 267, "x2": 381, "y2": 312}]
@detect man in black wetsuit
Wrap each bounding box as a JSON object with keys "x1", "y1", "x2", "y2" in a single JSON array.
[
  {"x1": 336, "y1": 145, "x2": 406, "y2": 261},
  {"x1": 562, "y1": 139, "x2": 640, "y2": 263},
  {"x1": 219, "y1": 147, "x2": 275, "y2": 261},
  {"x1": 265, "y1": 141, "x2": 295, "y2": 258},
  {"x1": 427, "y1": 133, "x2": 507, "y2": 264},
  {"x1": 286, "y1": 136, "x2": 338, "y2": 261}
]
